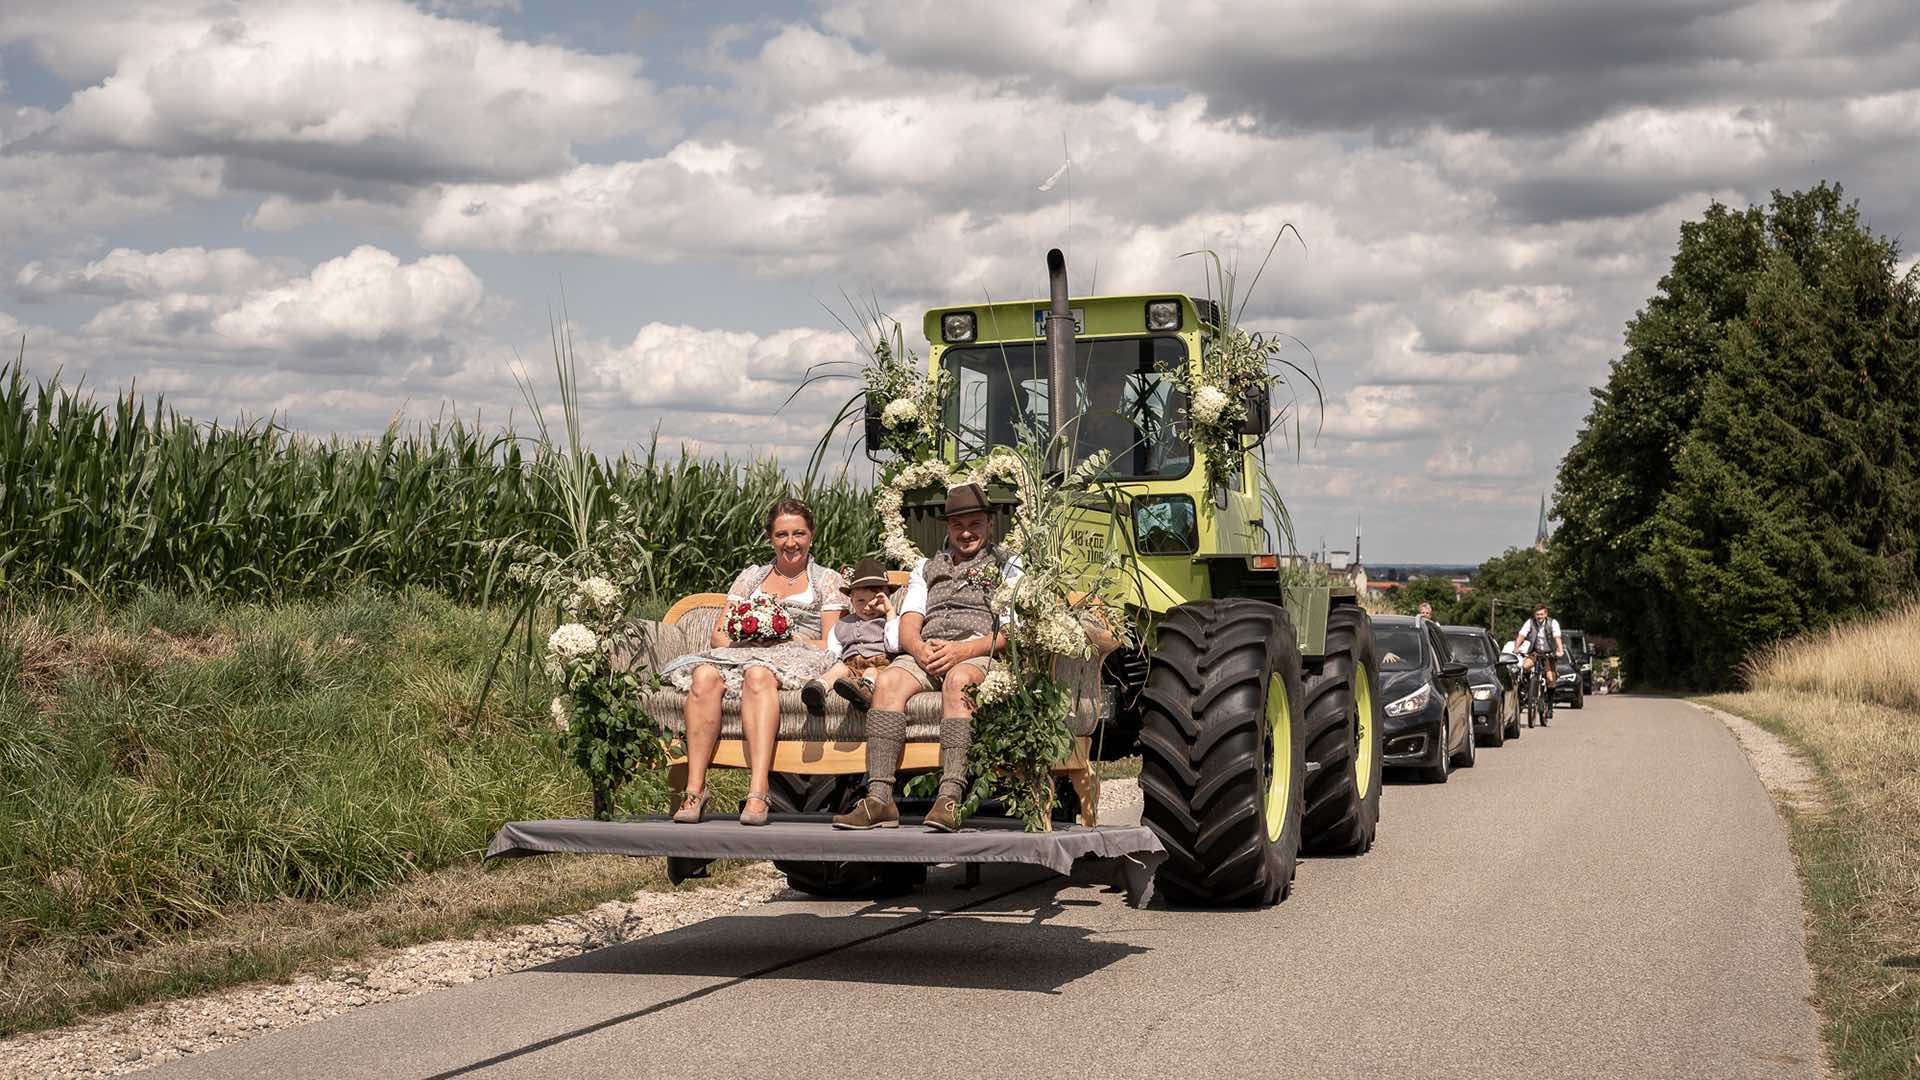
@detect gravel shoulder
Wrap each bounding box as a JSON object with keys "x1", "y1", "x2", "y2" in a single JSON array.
[{"x1": 0, "y1": 865, "x2": 788, "y2": 1080}]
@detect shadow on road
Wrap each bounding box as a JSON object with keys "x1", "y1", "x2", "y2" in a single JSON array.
[{"x1": 534, "y1": 870, "x2": 1149, "y2": 994}]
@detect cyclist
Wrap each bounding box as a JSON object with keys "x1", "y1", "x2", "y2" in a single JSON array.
[{"x1": 1510, "y1": 602, "x2": 1564, "y2": 725}]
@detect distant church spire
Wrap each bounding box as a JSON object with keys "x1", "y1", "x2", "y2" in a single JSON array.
[{"x1": 1534, "y1": 494, "x2": 1550, "y2": 551}]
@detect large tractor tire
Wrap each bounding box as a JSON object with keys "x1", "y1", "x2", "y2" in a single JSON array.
[
  {"x1": 1300, "y1": 605, "x2": 1385, "y2": 856},
  {"x1": 766, "y1": 773, "x2": 926, "y2": 899},
  {"x1": 1138, "y1": 599, "x2": 1306, "y2": 907}
]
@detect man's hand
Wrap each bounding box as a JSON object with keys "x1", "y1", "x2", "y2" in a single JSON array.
[{"x1": 922, "y1": 637, "x2": 986, "y2": 677}]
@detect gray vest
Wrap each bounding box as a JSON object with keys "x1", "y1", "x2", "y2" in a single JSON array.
[
  {"x1": 919, "y1": 546, "x2": 1004, "y2": 642},
  {"x1": 1527, "y1": 618, "x2": 1554, "y2": 654},
  {"x1": 833, "y1": 615, "x2": 890, "y2": 659}
]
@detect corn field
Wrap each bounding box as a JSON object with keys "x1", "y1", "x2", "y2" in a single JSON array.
[{"x1": 0, "y1": 364, "x2": 879, "y2": 601}]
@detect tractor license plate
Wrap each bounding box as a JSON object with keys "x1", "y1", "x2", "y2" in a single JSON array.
[{"x1": 1033, "y1": 308, "x2": 1084, "y2": 336}]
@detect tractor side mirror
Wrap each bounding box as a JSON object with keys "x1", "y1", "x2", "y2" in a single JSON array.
[
  {"x1": 1239, "y1": 387, "x2": 1271, "y2": 435},
  {"x1": 863, "y1": 395, "x2": 886, "y2": 454}
]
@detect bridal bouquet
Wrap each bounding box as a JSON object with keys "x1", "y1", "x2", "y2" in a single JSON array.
[{"x1": 726, "y1": 593, "x2": 792, "y2": 644}]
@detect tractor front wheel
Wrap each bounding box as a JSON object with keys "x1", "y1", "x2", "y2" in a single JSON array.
[
  {"x1": 1138, "y1": 600, "x2": 1306, "y2": 907},
  {"x1": 1300, "y1": 605, "x2": 1385, "y2": 856}
]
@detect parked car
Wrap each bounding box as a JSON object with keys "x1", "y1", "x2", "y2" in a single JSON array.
[
  {"x1": 1553, "y1": 628, "x2": 1588, "y2": 710},
  {"x1": 1563, "y1": 628, "x2": 1595, "y2": 695},
  {"x1": 1441, "y1": 625, "x2": 1519, "y2": 746},
  {"x1": 1371, "y1": 614, "x2": 1474, "y2": 782}
]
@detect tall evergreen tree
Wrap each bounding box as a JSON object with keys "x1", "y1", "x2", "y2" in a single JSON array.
[{"x1": 1555, "y1": 183, "x2": 1920, "y2": 687}]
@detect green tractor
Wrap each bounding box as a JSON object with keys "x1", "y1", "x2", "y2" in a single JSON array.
[{"x1": 877, "y1": 250, "x2": 1386, "y2": 907}]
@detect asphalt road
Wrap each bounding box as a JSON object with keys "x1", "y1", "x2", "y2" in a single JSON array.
[{"x1": 147, "y1": 695, "x2": 1823, "y2": 1079}]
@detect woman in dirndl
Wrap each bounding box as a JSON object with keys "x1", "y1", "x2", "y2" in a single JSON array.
[{"x1": 661, "y1": 498, "x2": 846, "y2": 825}]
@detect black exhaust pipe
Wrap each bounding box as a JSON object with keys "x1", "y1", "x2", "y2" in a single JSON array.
[{"x1": 1044, "y1": 248, "x2": 1074, "y2": 467}]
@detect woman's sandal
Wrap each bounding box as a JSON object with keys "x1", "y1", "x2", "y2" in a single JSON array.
[
  {"x1": 739, "y1": 792, "x2": 771, "y2": 826},
  {"x1": 671, "y1": 788, "x2": 709, "y2": 824}
]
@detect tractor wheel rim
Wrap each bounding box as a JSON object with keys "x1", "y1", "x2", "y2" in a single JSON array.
[
  {"x1": 1353, "y1": 661, "x2": 1375, "y2": 800},
  {"x1": 1264, "y1": 672, "x2": 1292, "y2": 844}
]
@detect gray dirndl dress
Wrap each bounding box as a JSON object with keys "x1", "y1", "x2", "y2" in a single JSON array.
[{"x1": 659, "y1": 561, "x2": 848, "y2": 695}]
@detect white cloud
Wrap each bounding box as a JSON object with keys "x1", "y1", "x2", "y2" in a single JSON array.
[
  {"x1": 592, "y1": 322, "x2": 851, "y2": 415},
  {"x1": 15, "y1": 246, "x2": 299, "y2": 299},
  {"x1": 8, "y1": 0, "x2": 662, "y2": 187},
  {"x1": 81, "y1": 245, "x2": 484, "y2": 361}
]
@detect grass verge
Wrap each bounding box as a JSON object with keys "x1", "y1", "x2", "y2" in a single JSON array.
[
  {"x1": 1702, "y1": 689, "x2": 1920, "y2": 1078},
  {"x1": 0, "y1": 589, "x2": 742, "y2": 1036}
]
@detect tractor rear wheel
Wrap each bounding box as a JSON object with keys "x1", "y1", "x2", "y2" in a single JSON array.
[
  {"x1": 1300, "y1": 605, "x2": 1384, "y2": 855},
  {"x1": 1138, "y1": 600, "x2": 1306, "y2": 907},
  {"x1": 766, "y1": 773, "x2": 926, "y2": 898}
]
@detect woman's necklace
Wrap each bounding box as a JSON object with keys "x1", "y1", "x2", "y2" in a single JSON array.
[{"x1": 769, "y1": 560, "x2": 808, "y2": 588}]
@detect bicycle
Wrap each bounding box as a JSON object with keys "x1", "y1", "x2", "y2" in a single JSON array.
[{"x1": 1522, "y1": 656, "x2": 1554, "y2": 728}]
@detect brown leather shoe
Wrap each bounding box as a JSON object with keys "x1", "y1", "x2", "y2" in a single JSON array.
[
  {"x1": 800, "y1": 680, "x2": 829, "y2": 713},
  {"x1": 921, "y1": 793, "x2": 962, "y2": 833},
  {"x1": 832, "y1": 676, "x2": 873, "y2": 709},
  {"x1": 831, "y1": 795, "x2": 899, "y2": 830}
]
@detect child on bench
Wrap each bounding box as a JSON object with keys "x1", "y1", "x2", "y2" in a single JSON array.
[{"x1": 801, "y1": 557, "x2": 900, "y2": 713}]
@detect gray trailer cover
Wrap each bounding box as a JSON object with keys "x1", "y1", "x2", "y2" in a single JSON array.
[{"x1": 487, "y1": 816, "x2": 1166, "y2": 906}]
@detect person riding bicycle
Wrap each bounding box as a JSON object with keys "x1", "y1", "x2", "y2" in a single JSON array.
[{"x1": 1510, "y1": 603, "x2": 1564, "y2": 721}]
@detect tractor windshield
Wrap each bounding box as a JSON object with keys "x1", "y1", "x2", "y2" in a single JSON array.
[{"x1": 943, "y1": 336, "x2": 1192, "y2": 479}]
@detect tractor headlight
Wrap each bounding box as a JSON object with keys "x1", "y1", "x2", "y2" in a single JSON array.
[
  {"x1": 1471, "y1": 685, "x2": 1494, "y2": 701},
  {"x1": 1145, "y1": 299, "x2": 1182, "y2": 331},
  {"x1": 1385, "y1": 684, "x2": 1431, "y2": 717},
  {"x1": 941, "y1": 311, "x2": 977, "y2": 343}
]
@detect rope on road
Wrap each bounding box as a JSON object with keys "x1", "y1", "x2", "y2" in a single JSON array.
[{"x1": 417, "y1": 876, "x2": 1050, "y2": 1080}]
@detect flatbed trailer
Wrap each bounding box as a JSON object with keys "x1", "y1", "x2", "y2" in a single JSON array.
[{"x1": 486, "y1": 816, "x2": 1167, "y2": 907}]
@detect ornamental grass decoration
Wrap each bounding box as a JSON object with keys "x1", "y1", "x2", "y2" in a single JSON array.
[{"x1": 1159, "y1": 230, "x2": 1324, "y2": 529}]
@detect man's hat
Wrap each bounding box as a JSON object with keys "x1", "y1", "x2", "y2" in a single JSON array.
[
  {"x1": 938, "y1": 482, "x2": 992, "y2": 519},
  {"x1": 842, "y1": 557, "x2": 890, "y2": 591}
]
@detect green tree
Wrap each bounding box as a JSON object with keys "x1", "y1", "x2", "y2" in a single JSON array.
[
  {"x1": 1392, "y1": 576, "x2": 1463, "y2": 622},
  {"x1": 1453, "y1": 546, "x2": 1553, "y2": 632},
  {"x1": 1555, "y1": 183, "x2": 1920, "y2": 687}
]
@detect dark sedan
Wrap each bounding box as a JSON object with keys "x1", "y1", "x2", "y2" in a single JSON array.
[
  {"x1": 1371, "y1": 614, "x2": 1475, "y2": 782},
  {"x1": 1564, "y1": 628, "x2": 1594, "y2": 700},
  {"x1": 1441, "y1": 624, "x2": 1519, "y2": 746}
]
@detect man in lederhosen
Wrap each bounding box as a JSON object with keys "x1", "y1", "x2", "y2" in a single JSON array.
[{"x1": 833, "y1": 483, "x2": 1020, "y2": 833}]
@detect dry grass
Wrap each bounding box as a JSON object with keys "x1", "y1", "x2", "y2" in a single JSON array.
[
  {"x1": 1746, "y1": 601, "x2": 1920, "y2": 712},
  {"x1": 1703, "y1": 682, "x2": 1920, "y2": 1077}
]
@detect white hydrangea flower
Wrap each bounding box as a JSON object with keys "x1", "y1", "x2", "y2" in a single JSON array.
[
  {"x1": 1191, "y1": 385, "x2": 1232, "y2": 426},
  {"x1": 574, "y1": 576, "x2": 619, "y2": 608},
  {"x1": 550, "y1": 696, "x2": 570, "y2": 730},
  {"x1": 1036, "y1": 609, "x2": 1091, "y2": 658},
  {"x1": 884, "y1": 533, "x2": 921, "y2": 566},
  {"x1": 882, "y1": 397, "x2": 920, "y2": 429},
  {"x1": 973, "y1": 666, "x2": 1018, "y2": 707},
  {"x1": 547, "y1": 622, "x2": 599, "y2": 658}
]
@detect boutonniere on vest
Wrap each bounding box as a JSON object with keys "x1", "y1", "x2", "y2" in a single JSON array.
[{"x1": 961, "y1": 561, "x2": 1003, "y2": 590}]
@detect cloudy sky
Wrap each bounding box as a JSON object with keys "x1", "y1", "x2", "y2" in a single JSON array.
[{"x1": 4, "y1": 0, "x2": 1917, "y2": 563}]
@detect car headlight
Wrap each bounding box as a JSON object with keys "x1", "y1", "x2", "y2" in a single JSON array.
[
  {"x1": 1385, "y1": 684, "x2": 1431, "y2": 717},
  {"x1": 1470, "y1": 685, "x2": 1494, "y2": 701},
  {"x1": 1558, "y1": 672, "x2": 1577, "y2": 684}
]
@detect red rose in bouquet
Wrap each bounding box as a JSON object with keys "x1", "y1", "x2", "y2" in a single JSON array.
[{"x1": 725, "y1": 592, "x2": 792, "y2": 644}]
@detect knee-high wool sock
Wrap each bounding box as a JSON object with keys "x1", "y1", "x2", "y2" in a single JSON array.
[
  {"x1": 937, "y1": 713, "x2": 973, "y2": 800},
  {"x1": 864, "y1": 709, "x2": 907, "y2": 802}
]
